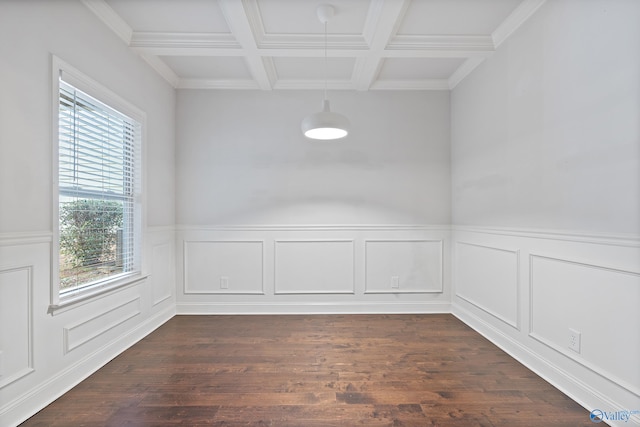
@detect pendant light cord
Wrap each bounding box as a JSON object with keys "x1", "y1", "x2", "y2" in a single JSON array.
[{"x1": 324, "y1": 20, "x2": 328, "y2": 102}]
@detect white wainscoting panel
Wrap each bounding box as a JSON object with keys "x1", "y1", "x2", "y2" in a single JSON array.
[
  {"x1": 455, "y1": 242, "x2": 519, "y2": 329},
  {"x1": 63, "y1": 297, "x2": 141, "y2": 354},
  {"x1": 0, "y1": 226, "x2": 177, "y2": 427},
  {"x1": 184, "y1": 241, "x2": 264, "y2": 294},
  {"x1": 452, "y1": 226, "x2": 640, "y2": 426},
  {"x1": 0, "y1": 230, "x2": 175, "y2": 427},
  {"x1": 529, "y1": 254, "x2": 640, "y2": 397},
  {"x1": 176, "y1": 226, "x2": 451, "y2": 314},
  {"x1": 274, "y1": 240, "x2": 355, "y2": 294},
  {"x1": 365, "y1": 240, "x2": 443, "y2": 294},
  {"x1": 0, "y1": 266, "x2": 34, "y2": 389}
]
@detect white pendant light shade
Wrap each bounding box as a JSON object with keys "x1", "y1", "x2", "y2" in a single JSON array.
[
  {"x1": 301, "y1": 4, "x2": 350, "y2": 141},
  {"x1": 301, "y1": 100, "x2": 350, "y2": 140}
]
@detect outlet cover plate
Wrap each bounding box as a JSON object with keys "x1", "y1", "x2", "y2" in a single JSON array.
[
  {"x1": 568, "y1": 328, "x2": 581, "y2": 353},
  {"x1": 391, "y1": 276, "x2": 400, "y2": 289}
]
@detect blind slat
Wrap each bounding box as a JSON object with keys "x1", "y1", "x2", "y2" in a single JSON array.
[{"x1": 58, "y1": 79, "x2": 141, "y2": 294}]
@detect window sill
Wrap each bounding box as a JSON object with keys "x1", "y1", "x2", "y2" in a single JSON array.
[{"x1": 49, "y1": 273, "x2": 149, "y2": 315}]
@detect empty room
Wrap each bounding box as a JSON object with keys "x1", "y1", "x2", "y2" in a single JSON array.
[{"x1": 0, "y1": 0, "x2": 638, "y2": 425}]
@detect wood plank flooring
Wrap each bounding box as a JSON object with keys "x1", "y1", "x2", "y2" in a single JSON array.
[{"x1": 21, "y1": 314, "x2": 592, "y2": 426}]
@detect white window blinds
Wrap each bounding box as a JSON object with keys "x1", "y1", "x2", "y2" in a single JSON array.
[{"x1": 58, "y1": 79, "x2": 141, "y2": 294}]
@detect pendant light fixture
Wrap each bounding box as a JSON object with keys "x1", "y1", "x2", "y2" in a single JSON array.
[{"x1": 301, "y1": 4, "x2": 350, "y2": 140}]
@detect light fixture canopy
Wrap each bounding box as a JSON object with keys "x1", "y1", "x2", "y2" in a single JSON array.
[
  {"x1": 301, "y1": 100, "x2": 350, "y2": 140},
  {"x1": 316, "y1": 3, "x2": 335, "y2": 23},
  {"x1": 302, "y1": 4, "x2": 350, "y2": 140}
]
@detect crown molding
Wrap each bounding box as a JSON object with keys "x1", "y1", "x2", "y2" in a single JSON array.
[
  {"x1": 130, "y1": 32, "x2": 240, "y2": 50},
  {"x1": 177, "y1": 78, "x2": 260, "y2": 90},
  {"x1": 492, "y1": 0, "x2": 547, "y2": 48},
  {"x1": 387, "y1": 35, "x2": 495, "y2": 56},
  {"x1": 257, "y1": 34, "x2": 369, "y2": 51},
  {"x1": 370, "y1": 79, "x2": 450, "y2": 91},
  {"x1": 177, "y1": 77, "x2": 449, "y2": 91},
  {"x1": 273, "y1": 79, "x2": 354, "y2": 91},
  {"x1": 82, "y1": 0, "x2": 132, "y2": 44}
]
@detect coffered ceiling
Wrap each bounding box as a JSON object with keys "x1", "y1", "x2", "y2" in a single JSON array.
[{"x1": 82, "y1": 0, "x2": 545, "y2": 90}]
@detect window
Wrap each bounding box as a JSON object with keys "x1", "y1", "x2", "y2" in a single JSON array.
[{"x1": 54, "y1": 64, "x2": 143, "y2": 303}]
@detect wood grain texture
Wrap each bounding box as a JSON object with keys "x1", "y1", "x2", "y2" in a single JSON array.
[{"x1": 21, "y1": 314, "x2": 591, "y2": 426}]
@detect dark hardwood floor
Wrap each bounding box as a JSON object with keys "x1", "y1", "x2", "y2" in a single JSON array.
[{"x1": 21, "y1": 314, "x2": 591, "y2": 426}]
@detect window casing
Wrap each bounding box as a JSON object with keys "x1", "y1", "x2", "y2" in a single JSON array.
[{"x1": 53, "y1": 59, "x2": 144, "y2": 307}]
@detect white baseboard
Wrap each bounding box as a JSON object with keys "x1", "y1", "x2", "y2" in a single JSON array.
[
  {"x1": 1, "y1": 306, "x2": 175, "y2": 427},
  {"x1": 177, "y1": 301, "x2": 451, "y2": 315},
  {"x1": 452, "y1": 303, "x2": 640, "y2": 427},
  {"x1": 5, "y1": 301, "x2": 636, "y2": 426}
]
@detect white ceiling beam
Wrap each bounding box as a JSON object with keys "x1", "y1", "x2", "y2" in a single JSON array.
[
  {"x1": 83, "y1": 0, "x2": 547, "y2": 92},
  {"x1": 261, "y1": 57, "x2": 278, "y2": 89},
  {"x1": 244, "y1": 55, "x2": 275, "y2": 90},
  {"x1": 218, "y1": 0, "x2": 273, "y2": 90},
  {"x1": 354, "y1": 0, "x2": 410, "y2": 90},
  {"x1": 241, "y1": 0, "x2": 266, "y2": 44}
]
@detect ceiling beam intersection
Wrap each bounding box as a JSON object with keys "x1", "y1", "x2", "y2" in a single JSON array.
[
  {"x1": 218, "y1": 0, "x2": 273, "y2": 90},
  {"x1": 354, "y1": 0, "x2": 410, "y2": 91},
  {"x1": 81, "y1": 0, "x2": 548, "y2": 91}
]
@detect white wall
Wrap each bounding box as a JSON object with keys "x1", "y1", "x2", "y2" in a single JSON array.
[
  {"x1": 0, "y1": 1, "x2": 175, "y2": 425},
  {"x1": 451, "y1": 0, "x2": 639, "y2": 235},
  {"x1": 177, "y1": 90, "x2": 450, "y2": 226},
  {"x1": 451, "y1": 0, "x2": 640, "y2": 424},
  {"x1": 175, "y1": 90, "x2": 452, "y2": 314}
]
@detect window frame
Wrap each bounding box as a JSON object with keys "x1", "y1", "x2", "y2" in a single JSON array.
[{"x1": 50, "y1": 56, "x2": 147, "y2": 312}]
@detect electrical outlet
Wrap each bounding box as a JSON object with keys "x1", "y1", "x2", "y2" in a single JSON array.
[
  {"x1": 391, "y1": 276, "x2": 400, "y2": 289},
  {"x1": 568, "y1": 328, "x2": 581, "y2": 353},
  {"x1": 220, "y1": 276, "x2": 229, "y2": 289}
]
